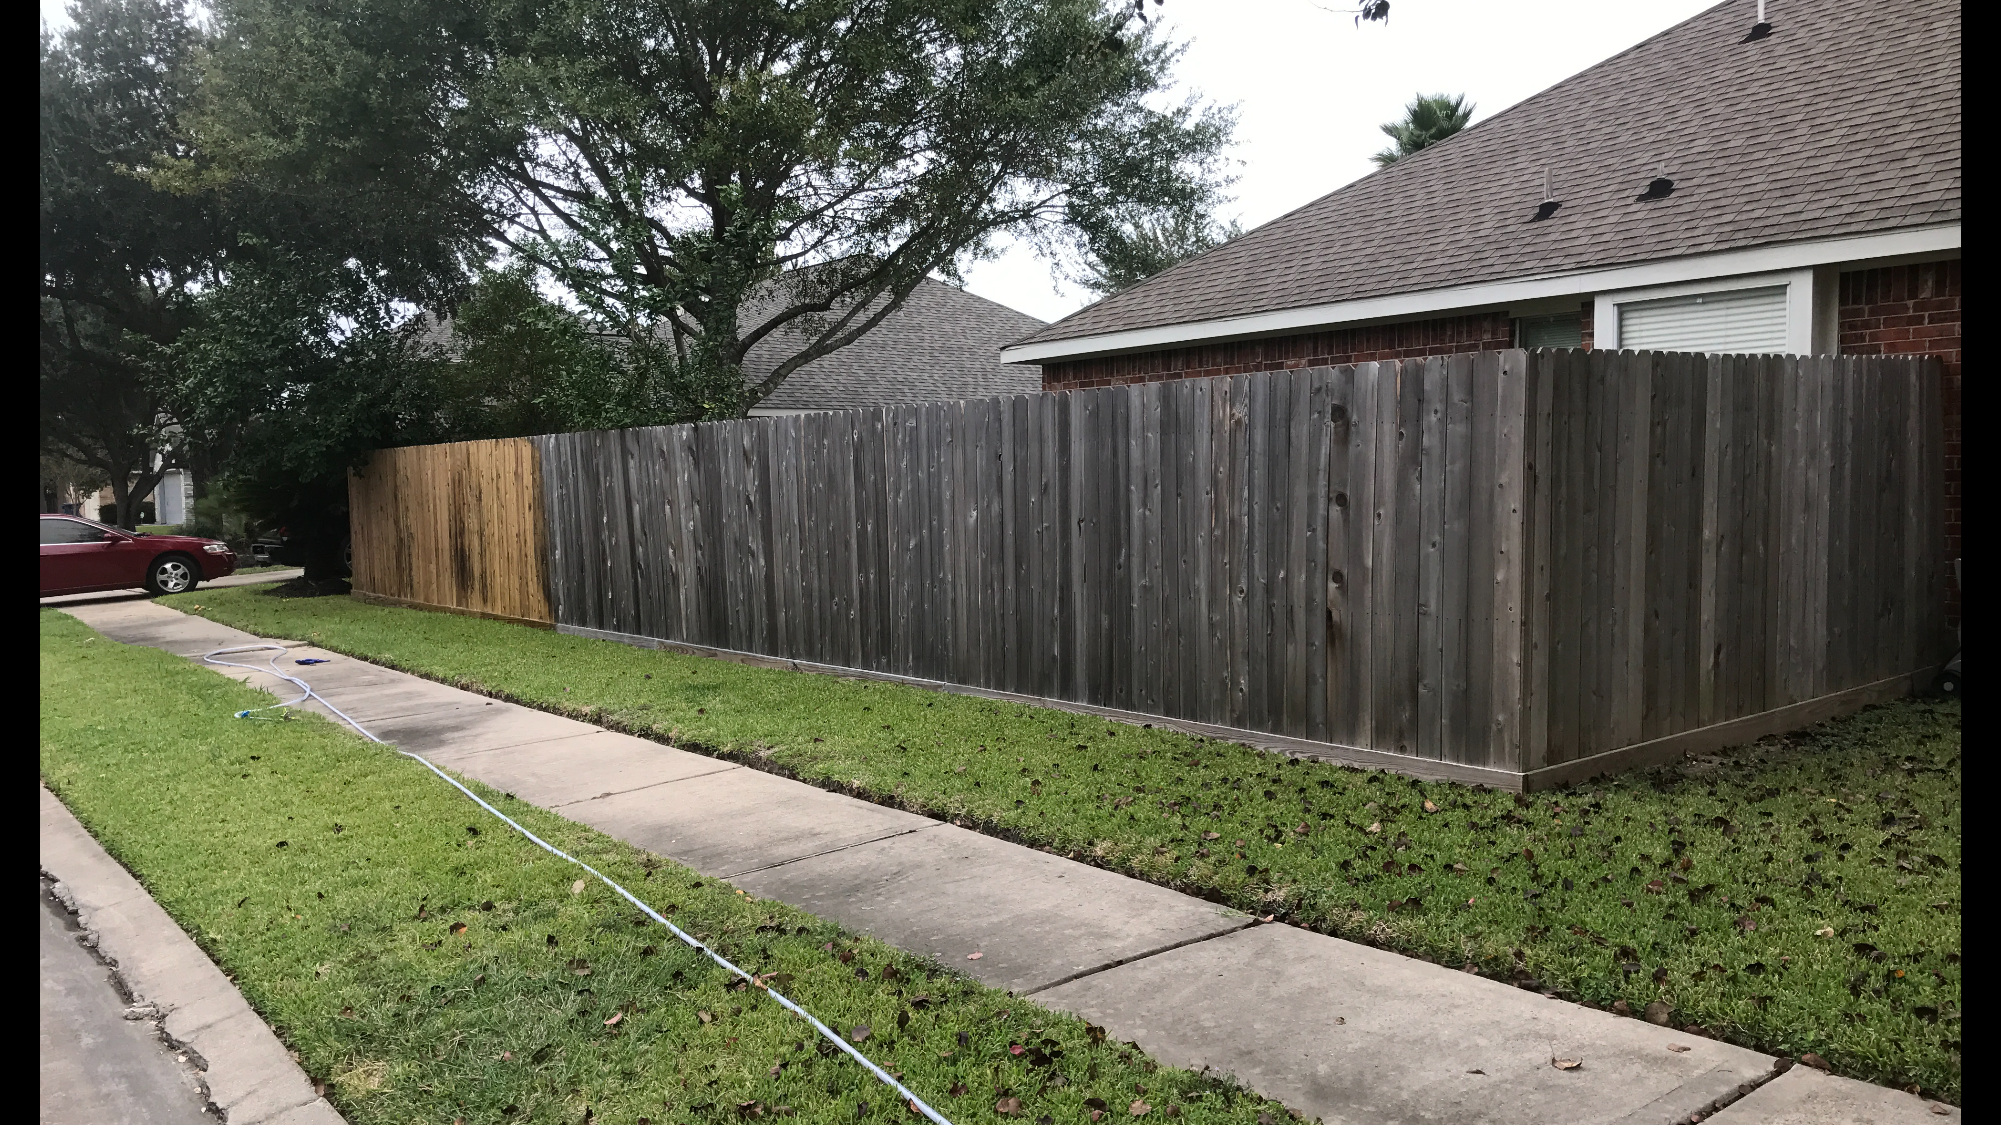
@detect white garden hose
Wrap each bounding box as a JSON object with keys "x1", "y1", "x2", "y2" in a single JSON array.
[{"x1": 204, "y1": 644, "x2": 952, "y2": 1124}]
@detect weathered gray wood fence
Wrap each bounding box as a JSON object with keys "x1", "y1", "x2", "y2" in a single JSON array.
[{"x1": 515, "y1": 349, "x2": 1948, "y2": 787}]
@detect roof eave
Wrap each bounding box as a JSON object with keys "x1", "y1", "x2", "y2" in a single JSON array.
[{"x1": 1002, "y1": 223, "x2": 1961, "y2": 365}]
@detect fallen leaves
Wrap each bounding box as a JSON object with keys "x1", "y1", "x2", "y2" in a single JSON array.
[
  {"x1": 967, "y1": 951, "x2": 984, "y2": 961},
  {"x1": 1551, "y1": 1057, "x2": 1582, "y2": 1071},
  {"x1": 850, "y1": 1026, "x2": 871, "y2": 1043},
  {"x1": 571, "y1": 879, "x2": 586, "y2": 895},
  {"x1": 603, "y1": 1012, "x2": 622, "y2": 1026},
  {"x1": 1799, "y1": 1053, "x2": 1831, "y2": 1071},
  {"x1": 995, "y1": 1096, "x2": 1023, "y2": 1116},
  {"x1": 1129, "y1": 1100, "x2": 1151, "y2": 1116}
]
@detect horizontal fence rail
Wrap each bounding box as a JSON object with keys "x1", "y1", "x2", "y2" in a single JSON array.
[{"x1": 350, "y1": 349, "x2": 1949, "y2": 785}]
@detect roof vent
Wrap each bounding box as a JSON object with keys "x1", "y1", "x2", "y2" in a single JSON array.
[
  {"x1": 1529, "y1": 169, "x2": 1560, "y2": 222},
  {"x1": 1636, "y1": 178, "x2": 1675, "y2": 202},
  {"x1": 1744, "y1": 0, "x2": 1771, "y2": 40}
]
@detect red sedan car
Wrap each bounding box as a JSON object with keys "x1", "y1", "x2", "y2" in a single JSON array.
[{"x1": 39, "y1": 514, "x2": 237, "y2": 598}]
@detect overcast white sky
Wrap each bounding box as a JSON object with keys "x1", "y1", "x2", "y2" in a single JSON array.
[{"x1": 42, "y1": 0, "x2": 1723, "y2": 324}]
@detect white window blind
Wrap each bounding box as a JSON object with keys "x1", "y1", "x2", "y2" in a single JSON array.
[{"x1": 1617, "y1": 285, "x2": 1788, "y2": 354}]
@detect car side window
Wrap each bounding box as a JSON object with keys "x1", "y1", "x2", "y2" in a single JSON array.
[{"x1": 41, "y1": 518, "x2": 109, "y2": 544}]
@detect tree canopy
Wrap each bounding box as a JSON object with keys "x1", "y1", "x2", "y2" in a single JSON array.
[
  {"x1": 1370, "y1": 92, "x2": 1473, "y2": 168},
  {"x1": 184, "y1": 0, "x2": 1237, "y2": 418},
  {"x1": 39, "y1": 0, "x2": 211, "y2": 526}
]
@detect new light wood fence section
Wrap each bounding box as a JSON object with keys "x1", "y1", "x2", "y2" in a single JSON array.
[
  {"x1": 345, "y1": 350, "x2": 1948, "y2": 788},
  {"x1": 347, "y1": 437, "x2": 554, "y2": 626}
]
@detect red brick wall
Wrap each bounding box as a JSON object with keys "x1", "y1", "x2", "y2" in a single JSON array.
[
  {"x1": 1039, "y1": 311, "x2": 1515, "y2": 390},
  {"x1": 1838, "y1": 259, "x2": 1961, "y2": 621}
]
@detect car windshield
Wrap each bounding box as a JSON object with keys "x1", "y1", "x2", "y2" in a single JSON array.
[{"x1": 41, "y1": 518, "x2": 113, "y2": 545}]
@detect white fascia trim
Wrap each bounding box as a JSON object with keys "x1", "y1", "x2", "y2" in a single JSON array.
[{"x1": 1000, "y1": 223, "x2": 1961, "y2": 363}]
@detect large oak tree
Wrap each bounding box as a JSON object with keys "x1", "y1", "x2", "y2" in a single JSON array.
[{"x1": 183, "y1": 0, "x2": 1236, "y2": 417}]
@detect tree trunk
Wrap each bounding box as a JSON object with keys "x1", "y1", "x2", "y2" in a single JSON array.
[{"x1": 106, "y1": 474, "x2": 132, "y2": 529}]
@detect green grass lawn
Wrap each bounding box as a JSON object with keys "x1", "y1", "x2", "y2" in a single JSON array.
[
  {"x1": 161, "y1": 588, "x2": 1963, "y2": 1102},
  {"x1": 40, "y1": 608, "x2": 1292, "y2": 1125},
  {"x1": 231, "y1": 564, "x2": 297, "y2": 575}
]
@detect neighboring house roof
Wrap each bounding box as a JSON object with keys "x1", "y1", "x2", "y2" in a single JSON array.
[
  {"x1": 747, "y1": 276, "x2": 1044, "y2": 411},
  {"x1": 1010, "y1": 0, "x2": 1960, "y2": 356},
  {"x1": 415, "y1": 275, "x2": 1045, "y2": 411}
]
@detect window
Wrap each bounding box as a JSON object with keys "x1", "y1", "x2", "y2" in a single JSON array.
[
  {"x1": 1616, "y1": 285, "x2": 1788, "y2": 354},
  {"x1": 1516, "y1": 313, "x2": 1583, "y2": 349},
  {"x1": 41, "y1": 518, "x2": 111, "y2": 544}
]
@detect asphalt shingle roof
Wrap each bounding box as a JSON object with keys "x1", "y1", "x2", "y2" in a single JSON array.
[
  {"x1": 1017, "y1": 0, "x2": 1960, "y2": 352},
  {"x1": 748, "y1": 277, "x2": 1045, "y2": 410}
]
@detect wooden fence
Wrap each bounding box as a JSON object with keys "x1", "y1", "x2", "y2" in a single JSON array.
[
  {"x1": 1523, "y1": 352, "x2": 1949, "y2": 784},
  {"x1": 347, "y1": 436, "x2": 553, "y2": 626},
  {"x1": 349, "y1": 350, "x2": 1950, "y2": 788}
]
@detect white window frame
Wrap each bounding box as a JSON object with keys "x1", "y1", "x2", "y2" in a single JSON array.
[{"x1": 1594, "y1": 268, "x2": 1815, "y2": 355}]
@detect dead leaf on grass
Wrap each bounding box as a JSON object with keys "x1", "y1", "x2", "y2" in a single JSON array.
[
  {"x1": 995, "y1": 1096, "x2": 1023, "y2": 1116},
  {"x1": 603, "y1": 1012, "x2": 622, "y2": 1026},
  {"x1": 850, "y1": 1025, "x2": 872, "y2": 1043},
  {"x1": 1423, "y1": 800, "x2": 1438, "y2": 813},
  {"x1": 450, "y1": 922, "x2": 467, "y2": 935},
  {"x1": 1129, "y1": 1101, "x2": 1151, "y2": 1116},
  {"x1": 698, "y1": 1010, "x2": 713, "y2": 1024}
]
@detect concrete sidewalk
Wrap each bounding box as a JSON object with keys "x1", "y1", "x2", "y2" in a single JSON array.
[{"x1": 56, "y1": 598, "x2": 1959, "y2": 1125}]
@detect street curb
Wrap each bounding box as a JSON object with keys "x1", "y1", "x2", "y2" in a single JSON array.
[{"x1": 40, "y1": 785, "x2": 347, "y2": 1125}]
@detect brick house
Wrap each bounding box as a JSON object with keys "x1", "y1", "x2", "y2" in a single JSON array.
[{"x1": 1003, "y1": 0, "x2": 1960, "y2": 601}]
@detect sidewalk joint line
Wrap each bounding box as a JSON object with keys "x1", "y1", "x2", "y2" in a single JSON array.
[
  {"x1": 423, "y1": 726, "x2": 642, "y2": 763},
  {"x1": 547, "y1": 763, "x2": 746, "y2": 808},
  {"x1": 719, "y1": 824, "x2": 944, "y2": 880},
  {"x1": 1015, "y1": 920, "x2": 1257, "y2": 998}
]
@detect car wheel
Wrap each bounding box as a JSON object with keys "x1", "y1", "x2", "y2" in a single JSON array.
[{"x1": 145, "y1": 554, "x2": 200, "y2": 596}]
